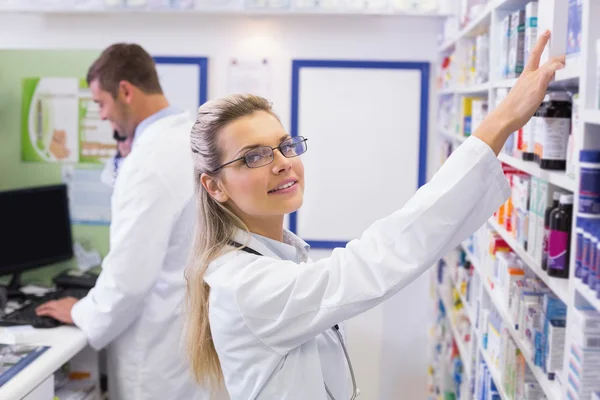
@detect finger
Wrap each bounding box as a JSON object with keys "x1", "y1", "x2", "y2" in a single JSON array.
[
  {"x1": 524, "y1": 30, "x2": 551, "y2": 72},
  {"x1": 35, "y1": 309, "x2": 56, "y2": 318},
  {"x1": 540, "y1": 58, "x2": 566, "y2": 85},
  {"x1": 35, "y1": 302, "x2": 54, "y2": 312}
]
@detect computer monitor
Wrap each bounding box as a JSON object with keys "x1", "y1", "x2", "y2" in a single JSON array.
[{"x1": 0, "y1": 184, "x2": 74, "y2": 292}]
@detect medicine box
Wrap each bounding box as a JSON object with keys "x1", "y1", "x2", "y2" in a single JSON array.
[
  {"x1": 571, "y1": 307, "x2": 600, "y2": 333},
  {"x1": 524, "y1": 2, "x2": 539, "y2": 66},
  {"x1": 537, "y1": 0, "x2": 569, "y2": 64},
  {"x1": 500, "y1": 15, "x2": 512, "y2": 79},
  {"x1": 597, "y1": 39, "x2": 600, "y2": 109},
  {"x1": 566, "y1": 0, "x2": 582, "y2": 57},
  {"x1": 527, "y1": 177, "x2": 540, "y2": 258},
  {"x1": 508, "y1": 9, "x2": 526, "y2": 78}
]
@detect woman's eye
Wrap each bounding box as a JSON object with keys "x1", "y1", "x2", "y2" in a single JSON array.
[
  {"x1": 281, "y1": 144, "x2": 295, "y2": 155},
  {"x1": 245, "y1": 152, "x2": 265, "y2": 165}
]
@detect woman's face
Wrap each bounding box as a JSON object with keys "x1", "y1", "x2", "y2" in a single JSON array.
[{"x1": 208, "y1": 111, "x2": 305, "y2": 224}]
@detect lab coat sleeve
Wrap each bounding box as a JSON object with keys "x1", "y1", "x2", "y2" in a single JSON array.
[
  {"x1": 71, "y1": 167, "x2": 176, "y2": 350},
  {"x1": 233, "y1": 136, "x2": 511, "y2": 355}
]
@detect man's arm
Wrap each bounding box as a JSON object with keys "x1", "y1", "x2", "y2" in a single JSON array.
[{"x1": 38, "y1": 167, "x2": 176, "y2": 350}]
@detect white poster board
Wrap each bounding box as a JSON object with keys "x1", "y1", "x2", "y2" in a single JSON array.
[{"x1": 291, "y1": 61, "x2": 427, "y2": 247}]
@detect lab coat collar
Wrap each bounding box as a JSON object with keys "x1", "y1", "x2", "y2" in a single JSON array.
[
  {"x1": 131, "y1": 111, "x2": 192, "y2": 150},
  {"x1": 132, "y1": 107, "x2": 187, "y2": 150},
  {"x1": 231, "y1": 228, "x2": 310, "y2": 262}
]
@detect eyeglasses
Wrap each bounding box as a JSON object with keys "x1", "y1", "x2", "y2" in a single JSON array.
[{"x1": 212, "y1": 136, "x2": 308, "y2": 173}]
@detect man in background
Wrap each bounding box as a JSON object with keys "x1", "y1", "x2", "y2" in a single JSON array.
[{"x1": 36, "y1": 43, "x2": 214, "y2": 400}]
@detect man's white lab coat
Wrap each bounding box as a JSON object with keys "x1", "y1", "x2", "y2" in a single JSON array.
[{"x1": 72, "y1": 112, "x2": 210, "y2": 400}]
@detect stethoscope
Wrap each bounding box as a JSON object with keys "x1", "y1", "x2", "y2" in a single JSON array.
[{"x1": 230, "y1": 240, "x2": 359, "y2": 400}]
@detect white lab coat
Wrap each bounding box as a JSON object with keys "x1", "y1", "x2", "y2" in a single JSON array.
[
  {"x1": 204, "y1": 136, "x2": 511, "y2": 399},
  {"x1": 71, "y1": 112, "x2": 210, "y2": 400}
]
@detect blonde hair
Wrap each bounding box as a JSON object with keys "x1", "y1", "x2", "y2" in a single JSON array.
[{"x1": 185, "y1": 94, "x2": 278, "y2": 390}]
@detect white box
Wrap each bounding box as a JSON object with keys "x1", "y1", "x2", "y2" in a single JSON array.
[
  {"x1": 537, "y1": 0, "x2": 569, "y2": 64},
  {"x1": 527, "y1": 177, "x2": 540, "y2": 257},
  {"x1": 525, "y1": 2, "x2": 539, "y2": 66}
]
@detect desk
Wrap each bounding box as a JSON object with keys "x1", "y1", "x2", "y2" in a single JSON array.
[{"x1": 0, "y1": 326, "x2": 99, "y2": 400}]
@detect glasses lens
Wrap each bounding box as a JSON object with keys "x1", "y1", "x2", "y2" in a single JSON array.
[
  {"x1": 245, "y1": 147, "x2": 274, "y2": 168},
  {"x1": 280, "y1": 137, "x2": 307, "y2": 158}
]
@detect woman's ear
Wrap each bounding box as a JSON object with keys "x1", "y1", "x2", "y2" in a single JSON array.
[{"x1": 200, "y1": 173, "x2": 229, "y2": 203}]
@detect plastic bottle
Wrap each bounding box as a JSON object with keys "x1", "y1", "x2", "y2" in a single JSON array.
[
  {"x1": 575, "y1": 219, "x2": 586, "y2": 280},
  {"x1": 579, "y1": 150, "x2": 600, "y2": 217},
  {"x1": 542, "y1": 191, "x2": 562, "y2": 270},
  {"x1": 592, "y1": 226, "x2": 600, "y2": 291},
  {"x1": 534, "y1": 92, "x2": 573, "y2": 170},
  {"x1": 588, "y1": 228, "x2": 599, "y2": 285},
  {"x1": 581, "y1": 225, "x2": 592, "y2": 283},
  {"x1": 548, "y1": 194, "x2": 574, "y2": 278}
]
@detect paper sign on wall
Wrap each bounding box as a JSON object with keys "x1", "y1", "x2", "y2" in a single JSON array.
[
  {"x1": 227, "y1": 58, "x2": 271, "y2": 100},
  {"x1": 21, "y1": 77, "x2": 115, "y2": 164},
  {"x1": 62, "y1": 166, "x2": 112, "y2": 226}
]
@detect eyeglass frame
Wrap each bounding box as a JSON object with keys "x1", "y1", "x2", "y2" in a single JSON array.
[{"x1": 210, "y1": 136, "x2": 308, "y2": 173}]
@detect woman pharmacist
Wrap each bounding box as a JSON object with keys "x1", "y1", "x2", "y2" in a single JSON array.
[{"x1": 183, "y1": 31, "x2": 565, "y2": 400}]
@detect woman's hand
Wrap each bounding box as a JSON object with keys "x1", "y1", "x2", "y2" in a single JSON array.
[{"x1": 474, "y1": 30, "x2": 566, "y2": 155}]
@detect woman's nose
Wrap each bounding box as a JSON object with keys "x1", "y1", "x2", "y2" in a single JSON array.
[{"x1": 271, "y1": 151, "x2": 292, "y2": 174}]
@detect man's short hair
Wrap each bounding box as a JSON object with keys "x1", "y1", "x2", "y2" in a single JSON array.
[{"x1": 87, "y1": 43, "x2": 163, "y2": 98}]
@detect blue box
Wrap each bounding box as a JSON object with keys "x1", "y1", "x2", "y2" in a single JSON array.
[{"x1": 567, "y1": 0, "x2": 583, "y2": 55}]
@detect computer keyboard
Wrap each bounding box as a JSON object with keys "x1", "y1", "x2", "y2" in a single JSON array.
[{"x1": 0, "y1": 288, "x2": 89, "y2": 329}]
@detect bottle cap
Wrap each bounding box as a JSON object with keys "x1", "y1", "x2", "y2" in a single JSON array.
[
  {"x1": 579, "y1": 150, "x2": 600, "y2": 163},
  {"x1": 544, "y1": 91, "x2": 572, "y2": 102},
  {"x1": 559, "y1": 194, "x2": 574, "y2": 204},
  {"x1": 553, "y1": 191, "x2": 562, "y2": 201}
]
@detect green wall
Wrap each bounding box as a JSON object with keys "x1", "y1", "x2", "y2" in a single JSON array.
[{"x1": 0, "y1": 50, "x2": 108, "y2": 285}]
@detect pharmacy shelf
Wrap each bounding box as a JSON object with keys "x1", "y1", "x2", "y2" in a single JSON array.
[
  {"x1": 497, "y1": 153, "x2": 577, "y2": 192},
  {"x1": 487, "y1": 218, "x2": 570, "y2": 304},
  {"x1": 438, "y1": 0, "x2": 536, "y2": 53},
  {"x1": 0, "y1": 6, "x2": 452, "y2": 17},
  {"x1": 437, "y1": 285, "x2": 473, "y2": 379},
  {"x1": 574, "y1": 280, "x2": 600, "y2": 313},
  {"x1": 464, "y1": 247, "x2": 563, "y2": 400},
  {"x1": 439, "y1": 87, "x2": 456, "y2": 95},
  {"x1": 439, "y1": 129, "x2": 469, "y2": 144},
  {"x1": 455, "y1": 82, "x2": 491, "y2": 95},
  {"x1": 552, "y1": 64, "x2": 580, "y2": 87},
  {"x1": 438, "y1": 2, "x2": 494, "y2": 52},
  {"x1": 583, "y1": 109, "x2": 600, "y2": 125},
  {"x1": 438, "y1": 82, "x2": 490, "y2": 95},
  {"x1": 492, "y1": 68, "x2": 578, "y2": 90},
  {"x1": 493, "y1": 78, "x2": 518, "y2": 88},
  {"x1": 474, "y1": 332, "x2": 510, "y2": 400}
]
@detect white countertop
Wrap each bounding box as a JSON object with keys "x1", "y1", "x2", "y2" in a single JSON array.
[{"x1": 0, "y1": 326, "x2": 88, "y2": 400}]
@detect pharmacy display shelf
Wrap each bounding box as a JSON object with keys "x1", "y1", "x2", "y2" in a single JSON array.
[
  {"x1": 493, "y1": 78, "x2": 519, "y2": 88},
  {"x1": 444, "y1": 250, "x2": 508, "y2": 400},
  {"x1": 574, "y1": 280, "x2": 600, "y2": 314},
  {"x1": 487, "y1": 218, "x2": 570, "y2": 303},
  {"x1": 438, "y1": 83, "x2": 491, "y2": 96},
  {"x1": 449, "y1": 272, "x2": 477, "y2": 324},
  {"x1": 463, "y1": 247, "x2": 563, "y2": 400},
  {"x1": 437, "y1": 284, "x2": 473, "y2": 379},
  {"x1": 552, "y1": 64, "x2": 580, "y2": 87},
  {"x1": 455, "y1": 82, "x2": 491, "y2": 95},
  {"x1": 492, "y1": 70, "x2": 579, "y2": 90},
  {"x1": 438, "y1": 0, "x2": 535, "y2": 53},
  {"x1": 438, "y1": 2, "x2": 494, "y2": 52},
  {"x1": 583, "y1": 109, "x2": 600, "y2": 125},
  {"x1": 475, "y1": 332, "x2": 510, "y2": 400},
  {"x1": 0, "y1": 6, "x2": 452, "y2": 18},
  {"x1": 497, "y1": 153, "x2": 577, "y2": 193}
]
